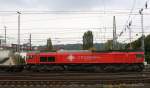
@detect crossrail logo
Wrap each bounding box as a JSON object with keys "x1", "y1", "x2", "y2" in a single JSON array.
[{"x1": 67, "y1": 54, "x2": 75, "y2": 61}]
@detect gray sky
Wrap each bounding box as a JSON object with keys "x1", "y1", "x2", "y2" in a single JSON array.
[{"x1": 0, "y1": 0, "x2": 149, "y2": 46}]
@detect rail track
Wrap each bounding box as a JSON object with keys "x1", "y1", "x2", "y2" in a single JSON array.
[{"x1": 0, "y1": 71, "x2": 149, "y2": 85}]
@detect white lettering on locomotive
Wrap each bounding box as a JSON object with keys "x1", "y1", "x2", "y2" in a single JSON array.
[
  {"x1": 80, "y1": 56, "x2": 98, "y2": 59},
  {"x1": 67, "y1": 54, "x2": 75, "y2": 61}
]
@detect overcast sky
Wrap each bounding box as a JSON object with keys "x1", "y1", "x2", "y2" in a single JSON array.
[{"x1": 0, "y1": 0, "x2": 149, "y2": 46}]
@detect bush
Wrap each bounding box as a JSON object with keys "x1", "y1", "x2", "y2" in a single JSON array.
[{"x1": 12, "y1": 54, "x2": 25, "y2": 65}]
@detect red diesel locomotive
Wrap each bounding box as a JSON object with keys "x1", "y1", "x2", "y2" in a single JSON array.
[{"x1": 25, "y1": 50, "x2": 145, "y2": 72}]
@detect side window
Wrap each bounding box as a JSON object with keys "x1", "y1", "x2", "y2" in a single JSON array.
[
  {"x1": 48, "y1": 57, "x2": 55, "y2": 62},
  {"x1": 136, "y1": 54, "x2": 144, "y2": 58},
  {"x1": 40, "y1": 57, "x2": 47, "y2": 62}
]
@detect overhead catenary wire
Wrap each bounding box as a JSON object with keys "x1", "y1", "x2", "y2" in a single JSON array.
[
  {"x1": 0, "y1": 10, "x2": 150, "y2": 15},
  {"x1": 118, "y1": 0, "x2": 150, "y2": 38},
  {"x1": 118, "y1": 0, "x2": 137, "y2": 38},
  {"x1": 0, "y1": 3, "x2": 149, "y2": 46}
]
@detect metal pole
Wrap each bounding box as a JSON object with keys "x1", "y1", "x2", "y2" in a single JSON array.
[
  {"x1": 17, "y1": 11, "x2": 21, "y2": 53},
  {"x1": 129, "y1": 26, "x2": 132, "y2": 49},
  {"x1": 141, "y1": 13, "x2": 145, "y2": 51},
  {"x1": 4, "y1": 26, "x2": 6, "y2": 46},
  {"x1": 139, "y1": 8, "x2": 145, "y2": 63},
  {"x1": 113, "y1": 16, "x2": 117, "y2": 50},
  {"x1": 16, "y1": 11, "x2": 21, "y2": 64},
  {"x1": 29, "y1": 34, "x2": 31, "y2": 50}
]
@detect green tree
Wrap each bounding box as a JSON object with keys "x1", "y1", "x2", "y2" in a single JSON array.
[
  {"x1": 82, "y1": 31, "x2": 93, "y2": 50},
  {"x1": 47, "y1": 38, "x2": 53, "y2": 50},
  {"x1": 125, "y1": 37, "x2": 142, "y2": 49},
  {"x1": 105, "y1": 40, "x2": 113, "y2": 50},
  {"x1": 105, "y1": 40, "x2": 125, "y2": 50},
  {"x1": 125, "y1": 35, "x2": 150, "y2": 63}
]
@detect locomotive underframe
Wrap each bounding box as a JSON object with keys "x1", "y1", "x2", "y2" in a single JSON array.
[
  {"x1": 25, "y1": 63, "x2": 144, "y2": 72},
  {"x1": 0, "y1": 63, "x2": 144, "y2": 72}
]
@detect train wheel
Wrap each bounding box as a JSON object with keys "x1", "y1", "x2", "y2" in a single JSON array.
[
  {"x1": 103, "y1": 65, "x2": 116, "y2": 72},
  {"x1": 51, "y1": 66, "x2": 64, "y2": 71},
  {"x1": 30, "y1": 65, "x2": 39, "y2": 72},
  {"x1": 136, "y1": 64, "x2": 144, "y2": 72},
  {"x1": 125, "y1": 65, "x2": 134, "y2": 71},
  {"x1": 93, "y1": 66, "x2": 102, "y2": 72},
  {"x1": 125, "y1": 64, "x2": 143, "y2": 72}
]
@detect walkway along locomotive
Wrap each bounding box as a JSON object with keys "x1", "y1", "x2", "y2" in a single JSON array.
[{"x1": 25, "y1": 50, "x2": 145, "y2": 72}]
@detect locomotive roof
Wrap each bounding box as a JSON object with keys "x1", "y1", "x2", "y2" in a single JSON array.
[
  {"x1": 27, "y1": 49, "x2": 143, "y2": 55},
  {"x1": 92, "y1": 49, "x2": 143, "y2": 52},
  {"x1": 57, "y1": 50, "x2": 91, "y2": 53}
]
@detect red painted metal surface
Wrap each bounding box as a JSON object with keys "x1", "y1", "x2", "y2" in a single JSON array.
[{"x1": 26, "y1": 51, "x2": 144, "y2": 64}]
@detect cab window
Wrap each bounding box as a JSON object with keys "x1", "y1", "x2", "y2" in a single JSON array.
[
  {"x1": 40, "y1": 57, "x2": 47, "y2": 62},
  {"x1": 48, "y1": 57, "x2": 55, "y2": 62}
]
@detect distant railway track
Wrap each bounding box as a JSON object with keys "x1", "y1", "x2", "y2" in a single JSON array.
[
  {"x1": 0, "y1": 71, "x2": 149, "y2": 85},
  {"x1": 0, "y1": 70, "x2": 149, "y2": 76},
  {"x1": 0, "y1": 70, "x2": 149, "y2": 75}
]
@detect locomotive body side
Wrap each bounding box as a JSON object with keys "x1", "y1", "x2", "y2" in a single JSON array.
[
  {"x1": 25, "y1": 51, "x2": 144, "y2": 72},
  {"x1": 26, "y1": 51, "x2": 144, "y2": 64}
]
